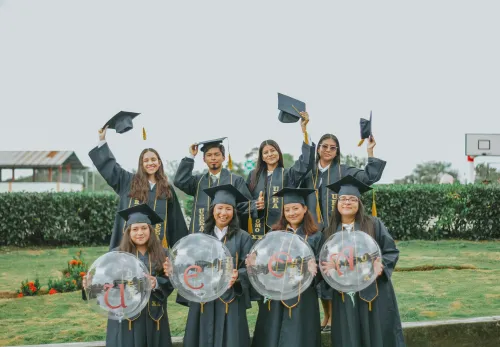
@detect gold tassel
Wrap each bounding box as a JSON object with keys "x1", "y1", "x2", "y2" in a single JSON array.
[
  {"x1": 225, "y1": 303, "x2": 229, "y2": 314},
  {"x1": 201, "y1": 302, "x2": 204, "y2": 313},
  {"x1": 162, "y1": 235, "x2": 168, "y2": 249},
  {"x1": 157, "y1": 320, "x2": 160, "y2": 331},
  {"x1": 369, "y1": 301, "x2": 372, "y2": 311},
  {"x1": 371, "y1": 190, "x2": 377, "y2": 217},
  {"x1": 228, "y1": 154, "x2": 233, "y2": 170},
  {"x1": 142, "y1": 127, "x2": 147, "y2": 140},
  {"x1": 247, "y1": 202, "x2": 253, "y2": 234},
  {"x1": 128, "y1": 320, "x2": 132, "y2": 331},
  {"x1": 268, "y1": 300, "x2": 271, "y2": 311},
  {"x1": 341, "y1": 292, "x2": 344, "y2": 302},
  {"x1": 357, "y1": 138, "x2": 365, "y2": 146},
  {"x1": 315, "y1": 192, "x2": 321, "y2": 223},
  {"x1": 289, "y1": 307, "x2": 292, "y2": 319}
]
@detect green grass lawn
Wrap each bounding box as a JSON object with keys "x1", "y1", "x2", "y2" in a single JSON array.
[{"x1": 1, "y1": 240, "x2": 499, "y2": 346}]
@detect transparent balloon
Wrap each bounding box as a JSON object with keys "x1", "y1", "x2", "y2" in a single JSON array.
[
  {"x1": 84, "y1": 251, "x2": 152, "y2": 321},
  {"x1": 246, "y1": 231, "x2": 316, "y2": 300},
  {"x1": 168, "y1": 233, "x2": 233, "y2": 303},
  {"x1": 319, "y1": 230, "x2": 382, "y2": 293}
]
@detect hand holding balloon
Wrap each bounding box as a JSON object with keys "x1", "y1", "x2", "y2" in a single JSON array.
[{"x1": 228, "y1": 269, "x2": 239, "y2": 288}]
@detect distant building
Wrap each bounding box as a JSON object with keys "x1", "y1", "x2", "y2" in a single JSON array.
[
  {"x1": 0, "y1": 151, "x2": 86, "y2": 192},
  {"x1": 439, "y1": 173, "x2": 455, "y2": 184}
]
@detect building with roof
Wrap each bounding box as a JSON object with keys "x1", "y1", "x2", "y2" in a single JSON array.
[{"x1": 0, "y1": 151, "x2": 87, "y2": 193}]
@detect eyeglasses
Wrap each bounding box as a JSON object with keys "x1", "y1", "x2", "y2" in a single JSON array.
[
  {"x1": 320, "y1": 144, "x2": 337, "y2": 151},
  {"x1": 338, "y1": 197, "x2": 359, "y2": 204}
]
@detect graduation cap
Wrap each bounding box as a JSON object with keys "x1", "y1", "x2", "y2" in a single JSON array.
[
  {"x1": 203, "y1": 184, "x2": 249, "y2": 207},
  {"x1": 273, "y1": 187, "x2": 316, "y2": 205},
  {"x1": 358, "y1": 111, "x2": 372, "y2": 146},
  {"x1": 117, "y1": 203, "x2": 163, "y2": 227},
  {"x1": 196, "y1": 137, "x2": 227, "y2": 153},
  {"x1": 203, "y1": 184, "x2": 254, "y2": 234},
  {"x1": 327, "y1": 175, "x2": 377, "y2": 216},
  {"x1": 195, "y1": 137, "x2": 234, "y2": 171},
  {"x1": 102, "y1": 111, "x2": 141, "y2": 134},
  {"x1": 277, "y1": 93, "x2": 306, "y2": 123}
]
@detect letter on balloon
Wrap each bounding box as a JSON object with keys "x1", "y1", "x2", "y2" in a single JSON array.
[
  {"x1": 103, "y1": 283, "x2": 128, "y2": 309},
  {"x1": 184, "y1": 265, "x2": 204, "y2": 290}
]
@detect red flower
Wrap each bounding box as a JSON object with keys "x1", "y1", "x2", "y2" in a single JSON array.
[
  {"x1": 28, "y1": 281, "x2": 34, "y2": 286},
  {"x1": 72, "y1": 280, "x2": 77, "y2": 285},
  {"x1": 65, "y1": 273, "x2": 70, "y2": 278},
  {"x1": 79, "y1": 272, "x2": 86, "y2": 277},
  {"x1": 69, "y1": 260, "x2": 78, "y2": 266},
  {"x1": 49, "y1": 288, "x2": 58, "y2": 295}
]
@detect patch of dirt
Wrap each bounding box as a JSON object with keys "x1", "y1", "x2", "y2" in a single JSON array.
[
  {"x1": 26, "y1": 250, "x2": 45, "y2": 255},
  {"x1": 450, "y1": 301, "x2": 462, "y2": 309},
  {"x1": 419, "y1": 311, "x2": 438, "y2": 317},
  {"x1": 395, "y1": 264, "x2": 477, "y2": 272}
]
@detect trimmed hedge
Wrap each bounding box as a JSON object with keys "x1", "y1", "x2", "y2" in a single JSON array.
[
  {"x1": 0, "y1": 192, "x2": 117, "y2": 246},
  {"x1": 362, "y1": 184, "x2": 500, "y2": 240},
  {"x1": 1, "y1": 184, "x2": 499, "y2": 246}
]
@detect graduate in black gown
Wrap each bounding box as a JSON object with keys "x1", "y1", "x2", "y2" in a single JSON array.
[
  {"x1": 321, "y1": 175, "x2": 405, "y2": 347},
  {"x1": 249, "y1": 188, "x2": 324, "y2": 347},
  {"x1": 300, "y1": 112, "x2": 386, "y2": 330},
  {"x1": 164, "y1": 184, "x2": 253, "y2": 347},
  {"x1": 88, "y1": 112, "x2": 188, "y2": 250},
  {"x1": 244, "y1": 107, "x2": 315, "y2": 239},
  {"x1": 83, "y1": 203, "x2": 175, "y2": 347},
  {"x1": 174, "y1": 137, "x2": 261, "y2": 234}
]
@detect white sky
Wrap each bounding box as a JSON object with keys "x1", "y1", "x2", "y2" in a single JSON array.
[{"x1": 1, "y1": 0, "x2": 500, "y2": 183}]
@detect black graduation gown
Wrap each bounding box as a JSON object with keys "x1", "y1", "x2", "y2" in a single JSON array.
[
  {"x1": 173, "y1": 158, "x2": 257, "y2": 233},
  {"x1": 251, "y1": 226, "x2": 324, "y2": 347},
  {"x1": 183, "y1": 229, "x2": 253, "y2": 347},
  {"x1": 89, "y1": 143, "x2": 189, "y2": 250},
  {"x1": 244, "y1": 140, "x2": 315, "y2": 239},
  {"x1": 82, "y1": 250, "x2": 174, "y2": 347},
  {"x1": 327, "y1": 218, "x2": 406, "y2": 347},
  {"x1": 301, "y1": 158, "x2": 387, "y2": 230}
]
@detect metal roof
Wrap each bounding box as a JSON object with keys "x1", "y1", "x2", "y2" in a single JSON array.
[{"x1": 0, "y1": 151, "x2": 86, "y2": 169}]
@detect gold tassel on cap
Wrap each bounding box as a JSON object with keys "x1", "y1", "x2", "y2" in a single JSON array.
[
  {"x1": 142, "y1": 127, "x2": 147, "y2": 140},
  {"x1": 228, "y1": 154, "x2": 233, "y2": 171},
  {"x1": 357, "y1": 138, "x2": 365, "y2": 146},
  {"x1": 371, "y1": 190, "x2": 377, "y2": 217}
]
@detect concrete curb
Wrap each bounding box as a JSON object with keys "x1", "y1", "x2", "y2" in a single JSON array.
[{"x1": 6, "y1": 316, "x2": 500, "y2": 347}]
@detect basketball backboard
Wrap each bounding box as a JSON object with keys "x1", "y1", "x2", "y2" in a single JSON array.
[{"x1": 465, "y1": 134, "x2": 500, "y2": 156}]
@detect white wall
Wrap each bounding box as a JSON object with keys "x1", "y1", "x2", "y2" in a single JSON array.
[{"x1": 0, "y1": 182, "x2": 83, "y2": 193}]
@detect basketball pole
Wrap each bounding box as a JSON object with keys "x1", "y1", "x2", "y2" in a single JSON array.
[{"x1": 467, "y1": 155, "x2": 475, "y2": 184}]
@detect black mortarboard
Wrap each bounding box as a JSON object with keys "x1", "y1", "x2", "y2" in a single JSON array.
[
  {"x1": 326, "y1": 175, "x2": 372, "y2": 198},
  {"x1": 277, "y1": 93, "x2": 305, "y2": 123},
  {"x1": 117, "y1": 203, "x2": 163, "y2": 226},
  {"x1": 358, "y1": 111, "x2": 372, "y2": 146},
  {"x1": 203, "y1": 184, "x2": 249, "y2": 207},
  {"x1": 196, "y1": 137, "x2": 227, "y2": 153},
  {"x1": 102, "y1": 111, "x2": 140, "y2": 134},
  {"x1": 273, "y1": 187, "x2": 316, "y2": 205}
]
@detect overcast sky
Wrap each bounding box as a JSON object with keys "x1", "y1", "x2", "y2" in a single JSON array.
[{"x1": 1, "y1": 0, "x2": 500, "y2": 184}]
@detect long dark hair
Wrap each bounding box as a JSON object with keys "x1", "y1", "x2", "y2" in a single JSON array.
[
  {"x1": 130, "y1": 148, "x2": 172, "y2": 201},
  {"x1": 316, "y1": 134, "x2": 341, "y2": 166},
  {"x1": 119, "y1": 224, "x2": 166, "y2": 274},
  {"x1": 323, "y1": 199, "x2": 375, "y2": 239},
  {"x1": 271, "y1": 204, "x2": 319, "y2": 236},
  {"x1": 204, "y1": 205, "x2": 241, "y2": 239},
  {"x1": 249, "y1": 140, "x2": 284, "y2": 192}
]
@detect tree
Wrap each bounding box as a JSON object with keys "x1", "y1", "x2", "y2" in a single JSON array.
[
  {"x1": 474, "y1": 163, "x2": 500, "y2": 184},
  {"x1": 342, "y1": 154, "x2": 367, "y2": 169},
  {"x1": 394, "y1": 161, "x2": 459, "y2": 184}
]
